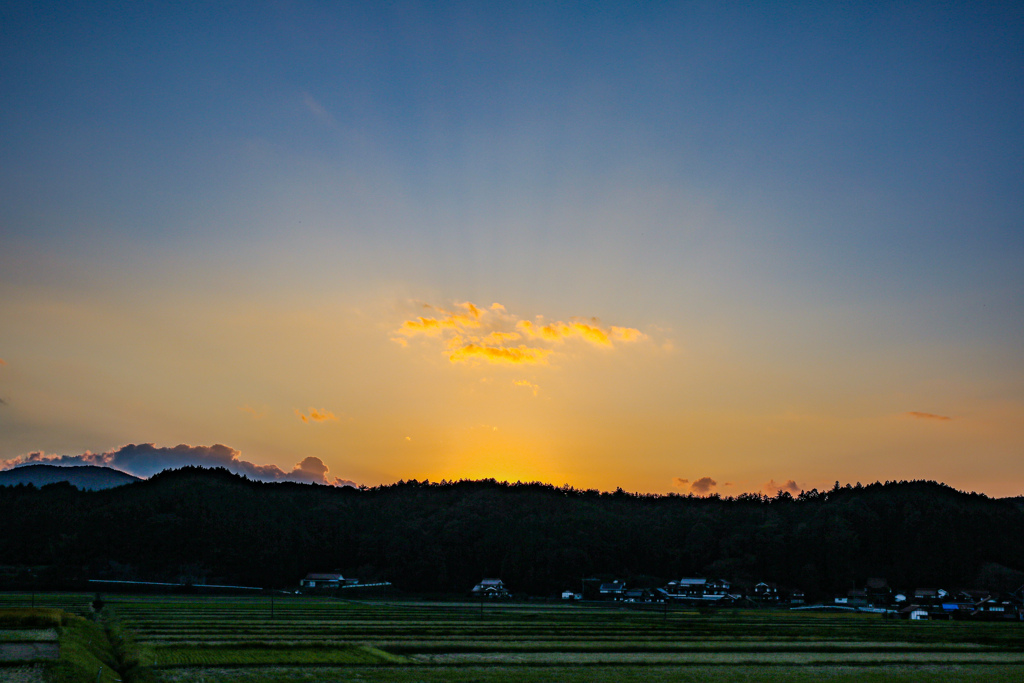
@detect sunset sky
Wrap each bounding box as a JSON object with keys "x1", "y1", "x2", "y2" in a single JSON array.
[{"x1": 2, "y1": 2, "x2": 1022, "y2": 496}]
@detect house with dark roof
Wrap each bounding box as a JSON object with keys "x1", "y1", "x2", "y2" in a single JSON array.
[
  {"x1": 864, "y1": 577, "x2": 892, "y2": 606},
  {"x1": 971, "y1": 594, "x2": 1022, "y2": 621},
  {"x1": 623, "y1": 588, "x2": 651, "y2": 602},
  {"x1": 471, "y1": 578, "x2": 510, "y2": 599},
  {"x1": 664, "y1": 578, "x2": 732, "y2": 602},
  {"x1": 834, "y1": 589, "x2": 868, "y2": 608},
  {"x1": 599, "y1": 581, "x2": 627, "y2": 599},
  {"x1": 753, "y1": 582, "x2": 780, "y2": 603},
  {"x1": 299, "y1": 573, "x2": 356, "y2": 591}
]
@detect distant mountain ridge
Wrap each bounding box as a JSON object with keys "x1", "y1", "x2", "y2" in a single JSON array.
[{"x1": 0, "y1": 463, "x2": 140, "y2": 490}]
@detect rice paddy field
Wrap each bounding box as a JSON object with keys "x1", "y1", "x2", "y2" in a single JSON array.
[{"x1": 3, "y1": 592, "x2": 1024, "y2": 682}]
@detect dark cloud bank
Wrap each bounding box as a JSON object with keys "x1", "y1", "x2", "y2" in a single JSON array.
[{"x1": 3, "y1": 443, "x2": 356, "y2": 487}]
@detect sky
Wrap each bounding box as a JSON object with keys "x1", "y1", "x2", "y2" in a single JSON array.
[{"x1": 1, "y1": 1, "x2": 1022, "y2": 497}]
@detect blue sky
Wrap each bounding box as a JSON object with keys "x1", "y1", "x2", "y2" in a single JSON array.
[{"x1": 1, "y1": 1, "x2": 1022, "y2": 495}]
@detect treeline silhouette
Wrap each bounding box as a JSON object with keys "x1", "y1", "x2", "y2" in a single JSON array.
[{"x1": 2, "y1": 467, "x2": 1023, "y2": 597}]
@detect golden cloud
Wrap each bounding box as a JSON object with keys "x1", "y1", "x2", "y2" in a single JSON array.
[
  {"x1": 485, "y1": 331, "x2": 522, "y2": 344},
  {"x1": 513, "y1": 379, "x2": 540, "y2": 396},
  {"x1": 395, "y1": 300, "x2": 648, "y2": 366},
  {"x1": 402, "y1": 317, "x2": 443, "y2": 334},
  {"x1": 611, "y1": 326, "x2": 648, "y2": 342},
  {"x1": 449, "y1": 344, "x2": 552, "y2": 365},
  {"x1": 295, "y1": 408, "x2": 339, "y2": 423},
  {"x1": 905, "y1": 411, "x2": 953, "y2": 422},
  {"x1": 518, "y1": 320, "x2": 601, "y2": 345}
]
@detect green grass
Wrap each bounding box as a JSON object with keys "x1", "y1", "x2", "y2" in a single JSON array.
[
  {"x1": 46, "y1": 614, "x2": 124, "y2": 683},
  {"x1": 0, "y1": 606, "x2": 147, "y2": 683}
]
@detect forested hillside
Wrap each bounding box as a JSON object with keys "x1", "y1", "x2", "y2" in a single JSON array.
[
  {"x1": 0, "y1": 463, "x2": 140, "y2": 490},
  {"x1": 2, "y1": 467, "x2": 1022, "y2": 597}
]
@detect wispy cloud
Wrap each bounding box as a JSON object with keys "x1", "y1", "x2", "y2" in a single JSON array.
[
  {"x1": 302, "y1": 91, "x2": 336, "y2": 128},
  {"x1": 296, "y1": 407, "x2": 338, "y2": 423},
  {"x1": 395, "y1": 300, "x2": 649, "y2": 366},
  {"x1": 239, "y1": 405, "x2": 268, "y2": 419},
  {"x1": 1, "y1": 443, "x2": 356, "y2": 486},
  {"x1": 513, "y1": 379, "x2": 540, "y2": 396},
  {"x1": 904, "y1": 411, "x2": 953, "y2": 422}
]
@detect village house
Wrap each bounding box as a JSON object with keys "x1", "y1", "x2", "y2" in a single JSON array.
[
  {"x1": 623, "y1": 588, "x2": 651, "y2": 602},
  {"x1": 471, "y1": 578, "x2": 510, "y2": 599},
  {"x1": 753, "y1": 582, "x2": 780, "y2": 603},
  {"x1": 664, "y1": 578, "x2": 733, "y2": 602},
  {"x1": 299, "y1": 573, "x2": 357, "y2": 591},
  {"x1": 598, "y1": 581, "x2": 626, "y2": 599},
  {"x1": 895, "y1": 588, "x2": 1023, "y2": 621},
  {"x1": 834, "y1": 589, "x2": 868, "y2": 608},
  {"x1": 864, "y1": 578, "x2": 892, "y2": 606},
  {"x1": 971, "y1": 594, "x2": 1022, "y2": 621},
  {"x1": 913, "y1": 588, "x2": 946, "y2": 605}
]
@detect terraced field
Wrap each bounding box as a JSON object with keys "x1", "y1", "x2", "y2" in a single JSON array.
[
  {"x1": 0, "y1": 597, "x2": 122, "y2": 683},
  {"x1": 107, "y1": 595, "x2": 1024, "y2": 681},
  {"x1": 4, "y1": 593, "x2": 1024, "y2": 681},
  {"x1": 0, "y1": 593, "x2": 94, "y2": 618}
]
